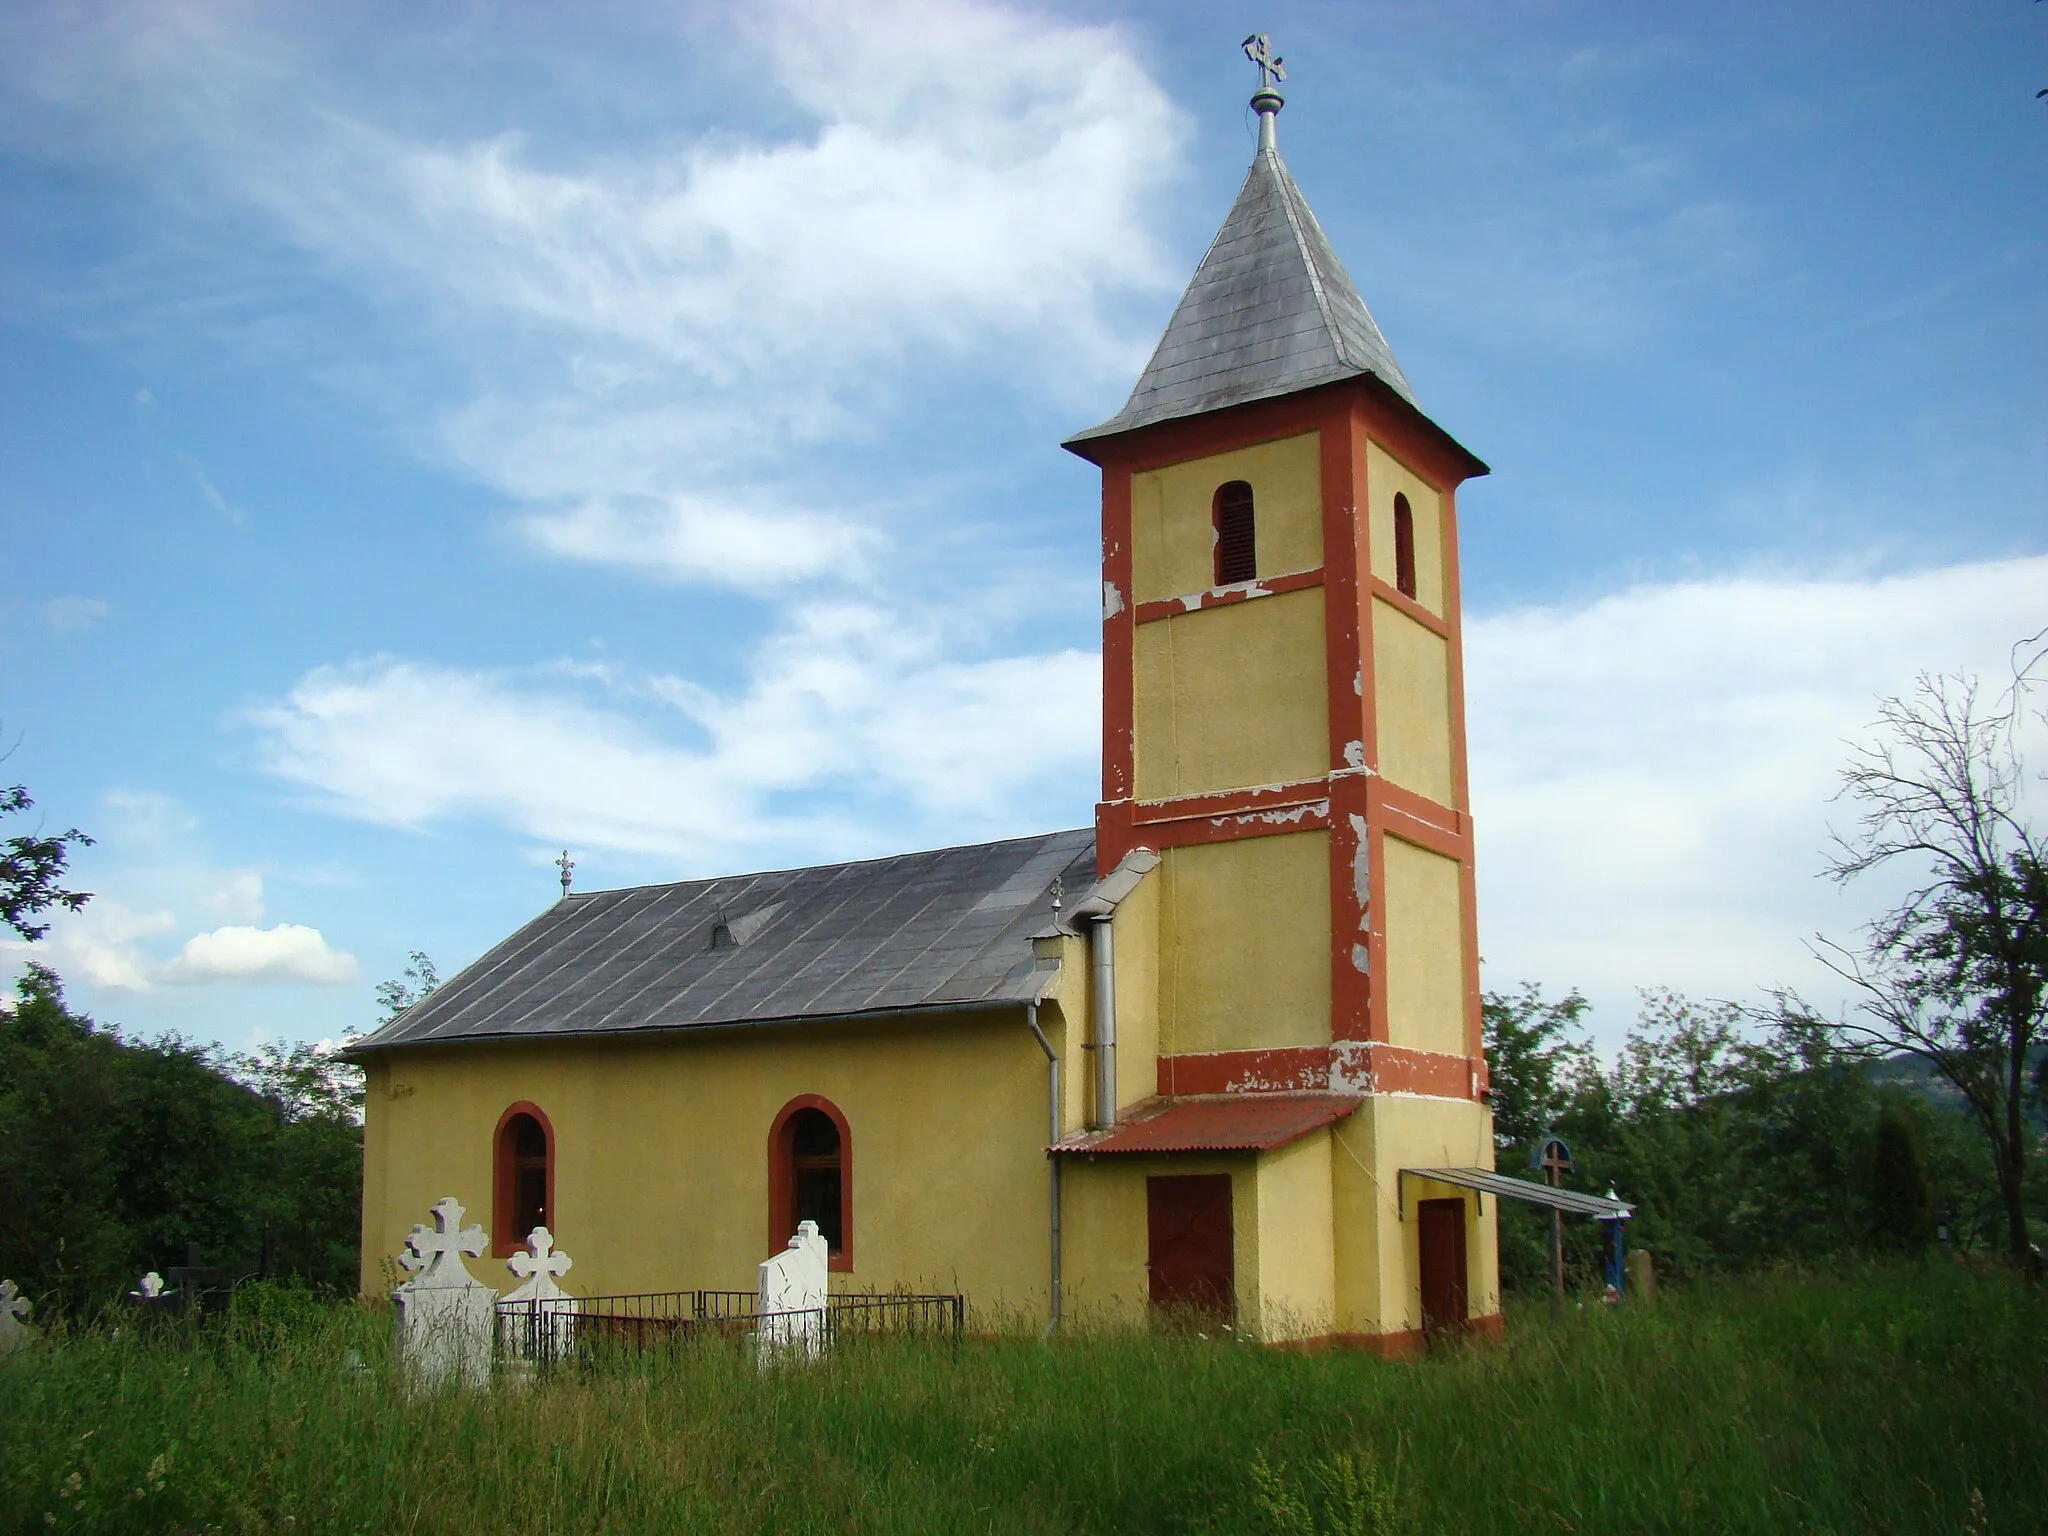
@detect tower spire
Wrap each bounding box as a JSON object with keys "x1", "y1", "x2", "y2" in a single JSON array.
[{"x1": 1242, "y1": 33, "x2": 1285, "y2": 155}]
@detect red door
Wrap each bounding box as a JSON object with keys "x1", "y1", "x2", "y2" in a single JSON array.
[
  {"x1": 1417, "y1": 1198, "x2": 1469, "y2": 1336},
  {"x1": 1147, "y1": 1175, "x2": 1234, "y2": 1321}
]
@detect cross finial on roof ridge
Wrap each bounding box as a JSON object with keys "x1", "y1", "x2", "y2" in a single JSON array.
[
  {"x1": 1242, "y1": 33, "x2": 1285, "y2": 154},
  {"x1": 556, "y1": 849, "x2": 575, "y2": 899}
]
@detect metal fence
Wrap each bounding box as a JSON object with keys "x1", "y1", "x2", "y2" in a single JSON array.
[{"x1": 495, "y1": 1288, "x2": 963, "y2": 1363}]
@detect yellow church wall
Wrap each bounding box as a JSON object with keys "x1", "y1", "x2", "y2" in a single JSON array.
[
  {"x1": 1108, "y1": 863, "x2": 1163, "y2": 1117},
  {"x1": 1129, "y1": 431, "x2": 1323, "y2": 604},
  {"x1": 1364, "y1": 440, "x2": 1445, "y2": 616},
  {"x1": 1060, "y1": 1154, "x2": 1283, "y2": 1331},
  {"x1": 1331, "y1": 1095, "x2": 1498, "y2": 1337},
  {"x1": 1369, "y1": 598, "x2": 1454, "y2": 806},
  {"x1": 1134, "y1": 589, "x2": 1329, "y2": 800},
  {"x1": 1158, "y1": 831, "x2": 1332, "y2": 1056},
  {"x1": 1253, "y1": 1132, "x2": 1335, "y2": 1341},
  {"x1": 1033, "y1": 931, "x2": 1094, "y2": 1138},
  {"x1": 357, "y1": 1013, "x2": 1059, "y2": 1317},
  {"x1": 1381, "y1": 833, "x2": 1470, "y2": 1059}
]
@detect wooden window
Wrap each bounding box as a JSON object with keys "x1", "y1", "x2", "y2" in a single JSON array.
[
  {"x1": 492, "y1": 1102, "x2": 555, "y2": 1257},
  {"x1": 768, "y1": 1095, "x2": 853, "y2": 1272},
  {"x1": 1213, "y1": 480, "x2": 1256, "y2": 586},
  {"x1": 1393, "y1": 492, "x2": 1417, "y2": 599}
]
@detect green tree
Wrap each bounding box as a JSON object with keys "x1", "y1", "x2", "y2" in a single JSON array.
[
  {"x1": 0, "y1": 968, "x2": 365, "y2": 1308},
  {"x1": 1792, "y1": 653, "x2": 2047, "y2": 1266},
  {"x1": 1870, "y1": 1097, "x2": 1936, "y2": 1255},
  {"x1": 374, "y1": 950, "x2": 440, "y2": 1023},
  {"x1": 1482, "y1": 983, "x2": 1592, "y2": 1154},
  {"x1": 0, "y1": 784, "x2": 92, "y2": 940}
]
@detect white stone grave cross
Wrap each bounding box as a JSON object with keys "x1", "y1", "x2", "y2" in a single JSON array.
[
  {"x1": 0, "y1": 1279, "x2": 34, "y2": 1355},
  {"x1": 499, "y1": 1226, "x2": 578, "y2": 1365},
  {"x1": 130, "y1": 1272, "x2": 165, "y2": 1300},
  {"x1": 756, "y1": 1219, "x2": 829, "y2": 1366},
  {"x1": 398, "y1": 1197, "x2": 488, "y2": 1286},
  {"x1": 391, "y1": 1196, "x2": 497, "y2": 1390}
]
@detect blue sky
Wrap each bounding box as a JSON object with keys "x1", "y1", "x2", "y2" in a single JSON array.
[{"x1": 3, "y1": 0, "x2": 2043, "y2": 1052}]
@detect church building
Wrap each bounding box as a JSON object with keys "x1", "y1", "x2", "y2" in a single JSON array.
[{"x1": 354, "y1": 60, "x2": 1503, "y2": 1349}]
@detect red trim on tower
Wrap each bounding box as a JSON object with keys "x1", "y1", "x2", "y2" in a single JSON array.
[
  {"x1": 1099, "y1": 464, "x2": 1136, "y2": 879},
  {"x1": 1132, "y1": 566, "x2": 1324, "y2": 624},
  {"x1": 1363, "y1": 582, "x2": 1452, "y2": 638},
  {"x1": 1156, "y1": 1043, "x2": 1481, "y2": 1100}
]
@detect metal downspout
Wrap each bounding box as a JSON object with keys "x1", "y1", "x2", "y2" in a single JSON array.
[
  {"x1": 1088, "y1": 915, "x2": 1117, "y2": 1130},
  {"x1": 1024, "y1": 1002, "x2": 1061, "y2": 1336}
]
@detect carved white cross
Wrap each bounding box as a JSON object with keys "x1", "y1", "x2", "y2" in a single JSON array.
[
  {"x1": 0, "y1": 1279, "x2": 29, "y2": 1324},
  {"x1": 131, "y1": 1272, "x2": 165, "y2": 1299},
  {"x1": 1242, "y1": 33, "x2": 1285, "y2": 92},
  {"x1": 398, "y1": 1197, "x2": 488, "y2": 1288},
  {"x1": 507, "y1": 1227, "x2": 572, "y2": 1287}
]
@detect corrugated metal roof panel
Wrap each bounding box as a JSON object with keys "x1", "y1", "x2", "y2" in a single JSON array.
[
  {"x1": 350, "y1": 829, "x2": 1095, "y2": 1053},
  {"x1": 1402, "y1": 1168, "x2": 1635, "y2": 1218},
  {"x1": 1053, "y1": 1093, "x2": 1363, "y2": 1155}
]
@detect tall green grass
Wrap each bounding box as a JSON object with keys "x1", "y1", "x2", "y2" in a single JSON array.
[{"x1": 2, "y1": 1264, "x2": 2040, "y2": 1534}]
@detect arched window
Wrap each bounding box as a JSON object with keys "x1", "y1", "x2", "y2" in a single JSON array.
[
  {"x1": 1393, "y1": 492, "x2": 1417, "y2": 600},
  {"x1": 492, "y1": 1102, "x2": 555, "y2": 1257},
  {"x1": 1213, "y1": 480, "x2": 1256, "y2": 586},
  {"x1": 768, "y1": 1095, "x2": 853, "y2": 1272}
]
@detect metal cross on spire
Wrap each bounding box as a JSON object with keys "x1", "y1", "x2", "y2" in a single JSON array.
[
  {"x1": 1242, "y1": 34, "x2": 1286, "y2": 153},
  {"x1": 555, "y1": 849, "x2": 575, "y2": 898},
  {"x1": 1242, "y1": 33, "x2": 1285, "y2": 93}
]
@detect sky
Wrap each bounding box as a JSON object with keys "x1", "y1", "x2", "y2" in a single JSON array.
[{"x1": 2, "y1": 0, "x2": 2043, "y2": 1054}]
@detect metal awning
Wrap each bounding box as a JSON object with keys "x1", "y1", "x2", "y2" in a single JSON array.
[
  {"x1": 1400, "y1": 1167, "x2": 1634, "y2": 1219},
  {"x1": 1053, "y1": 1094, "x2": 1362, "y2": 1156}
]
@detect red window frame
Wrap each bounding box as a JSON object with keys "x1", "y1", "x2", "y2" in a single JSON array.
[
  {"x1": 491, "y1": 1101, "x2": 555, "y2": 1258},
  {"x1": 767, "y1": 1094, "x2": 854, "y2": 1273}
]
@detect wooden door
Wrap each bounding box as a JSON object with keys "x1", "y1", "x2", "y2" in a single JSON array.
[
  {"x1": 1417, "y1": 1198, "x2": 1469, "y2": 1336},
  {"x1": 1147, "y1": 1174, "x2": 1234, "y2": 1320}
]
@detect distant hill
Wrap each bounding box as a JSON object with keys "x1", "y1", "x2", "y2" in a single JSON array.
[{"x1": 1864, "y1": 1047, "x2": 2046, "y2": 1126}]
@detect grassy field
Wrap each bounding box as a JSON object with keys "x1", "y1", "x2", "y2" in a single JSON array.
[{"x1": 1, "y1": 1264, "x2": 2041, "y2": 1535}]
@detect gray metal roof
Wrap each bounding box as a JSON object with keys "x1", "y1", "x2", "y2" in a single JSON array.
[
  {"x1": 352, "y1": 829, "x2": 1095, "y2": 1053},
  {"x1": 1068, "y1": 140, "x2": 1413, "y2": 445}
]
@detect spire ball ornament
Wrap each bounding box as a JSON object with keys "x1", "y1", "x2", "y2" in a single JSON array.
[{"x1": 1242, "y1": 33, "x2": 1286, "y2": 151}]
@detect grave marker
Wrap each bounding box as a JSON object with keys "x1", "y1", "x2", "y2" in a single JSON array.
[
  {"x1": 757, "y1": 1220, "x2": 828, "y2": 1364},
  {"x1": 500, "y1": 1226, "x2": 578, "y2": 1366},
  {"x1": 0, "y1": 1279, "x2": 34, "y2": 1355},
  {"x1": 391, "y1": 1196, "x2": 497, "y2": 1389}
]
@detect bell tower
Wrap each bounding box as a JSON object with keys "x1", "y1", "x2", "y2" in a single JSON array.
[{"x1": 1061, "y1": 45, "x2": 1497, "y2": 1343}]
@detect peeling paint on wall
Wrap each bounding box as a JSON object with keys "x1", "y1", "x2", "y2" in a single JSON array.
[
  {"x1": 1348, "y1": 814, "x2": 1371, "y2": 907},
  {"x1": 1102, "y1": 581, "x2": 1125, "y2": 620},
  {"x1": 1208, "y1": 799, "x2": 1329, "y2": 831},
  {"x1": 1342, "y1": 739, "x2": 1365, "y2": 770},
  {"x1": 1351, "y1": 942, "x2": 1371, "y2": 976}
]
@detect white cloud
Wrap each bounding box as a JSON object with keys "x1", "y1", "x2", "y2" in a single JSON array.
[
  {"x1": 0, "y1": 0, "x2": 1182, "y2": 589},
  {"x1": 1466, "y1": 554, "x2": 2048, "y2": 1038},
  {"x1": 158, "y1": 923, "x2": 358, "y2": 986},
  {"x1": 517, "y1": 496, "x2": 876, "y2": 588},
  {"x1": 8, "y1": 900, "x2": 175, "y2": 992},
  {"x1": 41, "y1": 596, "x2": 108, "y2": 634},
  {"x1": 249, "y1": 602, "x2": 1098, "y2": 864},
  {"x1": 0, "y1": 796, "x2": 353, "y2": 999}
]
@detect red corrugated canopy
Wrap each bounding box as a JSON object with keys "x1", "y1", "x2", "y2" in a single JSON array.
[{"x1": 1052, "y1": 1093, "x2": 1363, "y2": 1156}]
